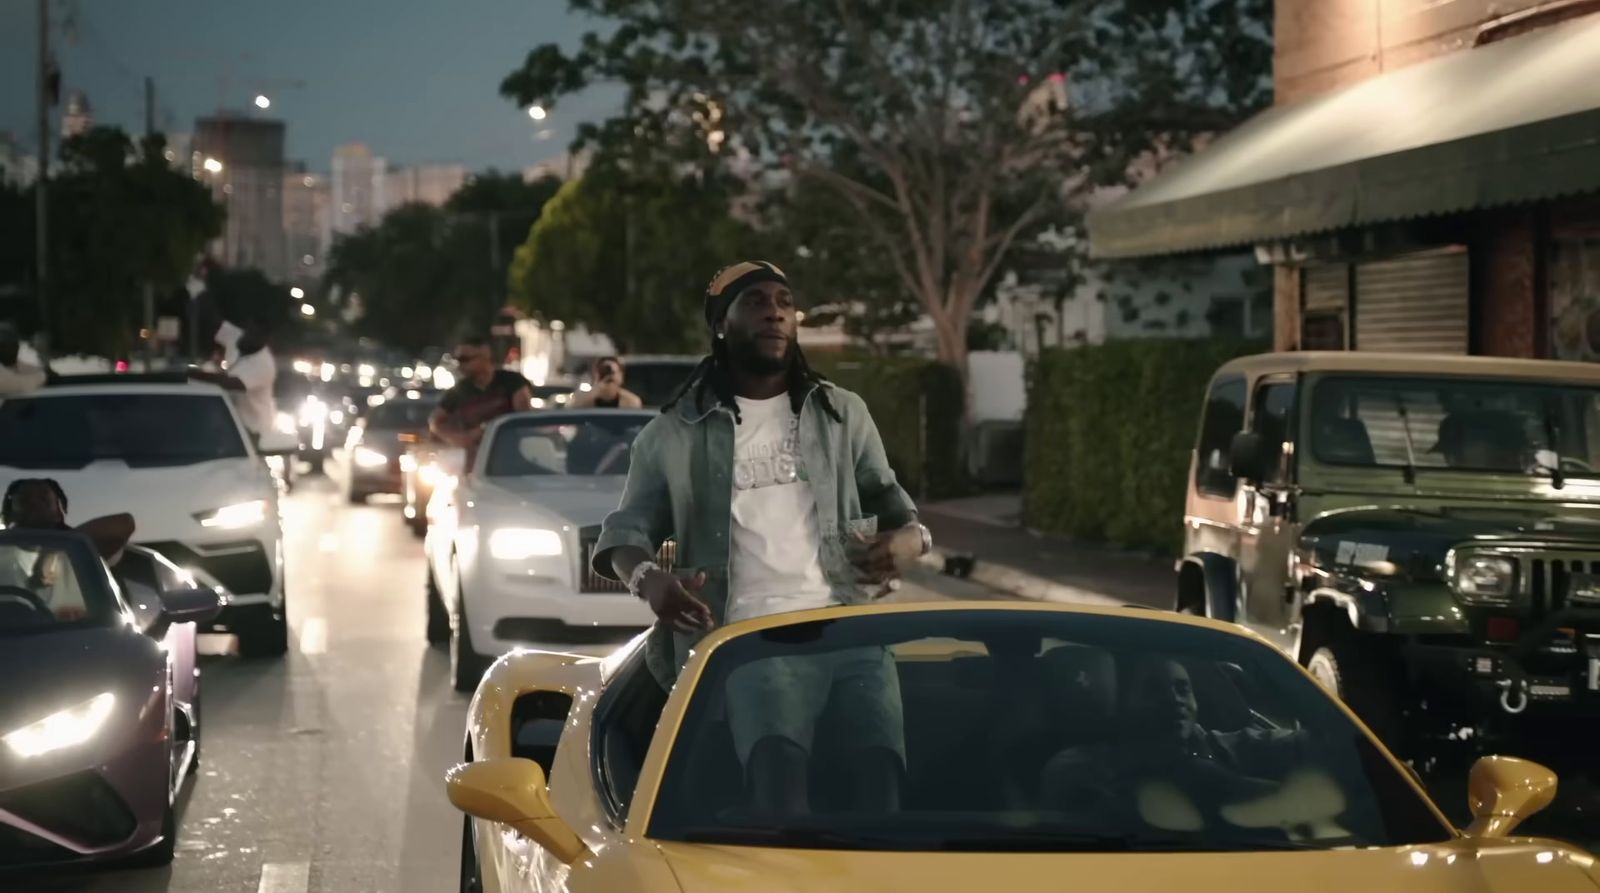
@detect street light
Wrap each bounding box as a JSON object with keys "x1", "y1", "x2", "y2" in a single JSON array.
[
  {"x1": 289, "y1": 287, "x2": 305, "y2": 300},
  {"x1": 300, "y1": 304, "x2": 316, "y2": 317},
  {"x1": 203, "y1": 157, "x2": 224, "y2": 174},
  {"x1": 254, "y1": 94, "x2": 271, "y2": 110},
  {"x1": 527, "y1": 105, "x2": 547, "y2": 121}
]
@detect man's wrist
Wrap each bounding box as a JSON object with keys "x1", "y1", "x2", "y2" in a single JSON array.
[{"x1": 627, "y1": 560, "x2": 661, "y2": 598}]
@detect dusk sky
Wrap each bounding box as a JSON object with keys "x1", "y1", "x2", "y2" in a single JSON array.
[{"x1": 0, "y1": 0, "x2": 621, "y2": 172}]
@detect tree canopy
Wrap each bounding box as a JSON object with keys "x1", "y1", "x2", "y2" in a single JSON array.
[{"x1": 502, "y1": 0, "x2": 1271, "y2": 372}]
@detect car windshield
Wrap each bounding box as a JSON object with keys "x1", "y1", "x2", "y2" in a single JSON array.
[
  {"x1": 0, "y1": 394, "x2": 248, "y2": 470},
  {"x1": 0, "y1": 535, "x2": 118, "y2": 634},
  {"x1": 367, "y1": 398, "x2": 437, "y2": 429},
  {"x1": 1312, "y1": 375, "x2": 1600, "y2": 477},
  {"x1": 618, "y1": 361, "x2": 698, "y2": 408},
  {"x1": 648, "y1": 610, "x2": 1451, "y2": 853},
  {"x1": 485, "y1": 414, "x2": 649, "y2": 478}
]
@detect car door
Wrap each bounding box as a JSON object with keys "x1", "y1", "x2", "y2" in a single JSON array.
[
  {"x1": 1238, "y1": 376, "x2": 1299, "y2": 636},
  {"x1": 1185, "y1": 374, "x2": 1249, "y2": 563}
]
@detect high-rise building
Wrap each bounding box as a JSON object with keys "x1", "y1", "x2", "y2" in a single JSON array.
[
  {"x1": 283, "y1": 164, "x2": 331, "y2": 284},
  {"x1": 193, "y1": 114, "x2": 287, "y2": 276},
  {"x1": 331, "y1": 143, "x2": 387, "y2": 234},
  {"x1": 384, "y1": 163, "x2": 467, "y2": 210},
  {"x1": 61, "y1": 91, "x2": 92, "y2": 140}
]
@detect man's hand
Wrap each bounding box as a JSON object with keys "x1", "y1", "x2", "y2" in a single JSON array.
[
  {"x1": 638, "y1": 569, "x2": 713, "y2": 633},
  {"x1": 850, "y1": 524, "x2": 927, "y2": 586}
]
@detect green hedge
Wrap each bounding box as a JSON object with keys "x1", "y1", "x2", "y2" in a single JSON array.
[
  {"x1": 1023, "y1": 339, "x2": 1265, "y2": 554},
  {"x1": 812, "y1": 354, "x2": 969, "y2": 501}
]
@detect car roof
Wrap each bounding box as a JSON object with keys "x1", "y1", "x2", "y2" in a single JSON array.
[
  {"x1": 1217, "y1": 351, "x2": 1600, "y2": 384},
  {"x1": 23, "y1": 380, "x2": 228, "y2": 398}
]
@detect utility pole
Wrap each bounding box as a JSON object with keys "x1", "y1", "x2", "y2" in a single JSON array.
[
  {"x1": 487, "y1": 210, "x2": 502, "y2": 322},
  {"x1": 34, "y1": 0, "x2": 50, "y2": 365},
  {"x1": 142, "y1": 75, "x2": 156, "y2": 369}
]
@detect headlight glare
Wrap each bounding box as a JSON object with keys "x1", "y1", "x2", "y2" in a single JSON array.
[
  {"x1": 488, "y1": 528, "x2": 563, "y2": 560},
  {"x1": 4, "y1": 693, "x2": 117, "y2": 758},
  {"x1": 195, "y1": 499, "x2": 267, "y2": 529},
  {"x1": 353, "y1": 446, "x2": 389, "y2": 468},
  {"x1": 1455, "y1": 555, "x2": 1516, "y2": 603}
]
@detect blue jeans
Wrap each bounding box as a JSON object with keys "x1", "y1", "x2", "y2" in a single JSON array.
[{"x1": 724, "y1": 646, "x2": 906, "y2": 765}]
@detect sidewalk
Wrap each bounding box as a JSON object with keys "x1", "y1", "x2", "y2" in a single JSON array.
[{"x1": 916, "y1": 492, "x2": 1173, "y2": 610}]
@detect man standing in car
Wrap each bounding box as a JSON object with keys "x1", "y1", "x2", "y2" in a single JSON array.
[
  {"x1": 592, "y1": 260, "x2": 932, "y2": 816},
  {"x1": 569, "y1": 356, "x2": 642, "y2": 409},
  {"x1": 189, "y1": 318, "x2": 278, "y2": 444},
  {"x1": 428, "y1": 335, "x2": 534, "y2": 467}
]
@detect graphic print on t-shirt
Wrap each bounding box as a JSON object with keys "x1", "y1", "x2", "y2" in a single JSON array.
[{"x1": 733, "y1": 414, "x2": 801, "y2": 491}]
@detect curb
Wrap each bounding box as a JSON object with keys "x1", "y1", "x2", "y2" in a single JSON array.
[{"x1": 919, "y1": 549, "x2": 1125, "y2": 609}]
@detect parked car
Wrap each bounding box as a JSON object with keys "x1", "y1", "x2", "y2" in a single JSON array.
[
  {"x1": 446, "y1": 599, "x2": 1596, "y2": 893},
  {"x1": 0, "y1": 529, "x2": 220, "y2": 869},
  {"x1": 345, "y1": 389, "x2": 439, "y2": 504},
  {"x1": 0, "y1": 374, "x2": 294, "y2": 657},
  {"x1": 424, "y1": 409, "x2": 663, "y2": 691},
  {"x1": 1179, "y1": 352, "x2": 1600, "y2": 751}
]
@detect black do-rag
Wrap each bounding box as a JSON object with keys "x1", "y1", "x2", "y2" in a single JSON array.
[{"x1": 704, "y1": 261, "x2": 789, "y2": 329}]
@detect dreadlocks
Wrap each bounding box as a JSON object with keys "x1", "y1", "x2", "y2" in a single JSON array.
[
  {"x1": 2, "y1": 478, "x2": 69, "y2": 527},
  {"x1": 663, "y1": 338, "x2": 843, "y2": 425}
]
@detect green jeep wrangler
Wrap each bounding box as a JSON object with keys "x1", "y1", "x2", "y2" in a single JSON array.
[{"x1": 1179, "y1": 351, "x2": 1600, "y2": 749}]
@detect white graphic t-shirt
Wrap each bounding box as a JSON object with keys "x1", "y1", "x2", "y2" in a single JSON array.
[{"x1": 726, "y1": 394, "x2": 834, "y2": 623}]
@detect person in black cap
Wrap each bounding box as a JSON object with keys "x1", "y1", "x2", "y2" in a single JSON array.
[{"x1": 591, "y1": 260, "x2": 932, "y2": 816}]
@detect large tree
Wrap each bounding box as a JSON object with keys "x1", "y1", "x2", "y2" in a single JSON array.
[
  {"x1": 1, "y1": 127, "x2": 223, "y2": 357},
  {"x1": 506, "y1": 159, "x2": 759, "y2": 354},
  {"x1": 502, "y1": 0, "x2": 1271, "y2": 374}
]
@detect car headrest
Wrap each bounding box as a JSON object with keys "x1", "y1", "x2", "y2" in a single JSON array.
[
  {"x1": 1037, "y1": 645, "x2": 1117, "y2": 726},
  {"x1": 1316, "y1": 417, "x2": 1374, "y2": 465}
]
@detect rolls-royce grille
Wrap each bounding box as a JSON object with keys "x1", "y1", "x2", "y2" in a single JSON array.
[{"x1": 579, "y1": 538, "x2": 676, "y2": 593}]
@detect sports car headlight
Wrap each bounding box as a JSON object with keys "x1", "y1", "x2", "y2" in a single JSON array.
[
  {"x1": 195, "y1": 499, "x2": 267, "y2": 529},
  {"x1": 488, "y1": 528, "x2": 563, "y2": 560},
  {"x1": 1454, "y1": 555, "x2": 1517, "y2": 604},
  {"x1": 4, "y1": 693, "x2": 117, "y2": 758},
  {"x1": 353, "y1": 446, "x2": 390, "y2": 468}
]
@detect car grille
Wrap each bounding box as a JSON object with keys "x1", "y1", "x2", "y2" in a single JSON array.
[
  {"x1": 577, "y1": 527, "x2": 676, "y2": 593},
  {"x1": 143, "y1": 539, "x2": 274, "y2": 596},
  {"x1": 0, "y1": 770, "x2": 137, "y2": 850},
  {"x1": 1528, "y1": 554, "x2": 1600, "y2": 614}
]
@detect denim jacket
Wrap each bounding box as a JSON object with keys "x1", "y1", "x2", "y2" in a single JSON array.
[{"x1": 592, "y1": 379, "x2": 918, "y2": 687}]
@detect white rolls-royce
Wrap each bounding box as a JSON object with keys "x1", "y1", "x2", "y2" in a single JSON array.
[{"x1": 422, "y1": 409, "x2": 669, "y2": 691}]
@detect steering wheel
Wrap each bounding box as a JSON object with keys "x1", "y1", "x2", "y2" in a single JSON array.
[{"x1": 0, "y1": 585, "x2": 53, "y2": 621}]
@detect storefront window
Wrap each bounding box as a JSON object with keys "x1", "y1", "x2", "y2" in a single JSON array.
[{"x1": 1549, "y1": 234, "x2": 1600, "y2": 362}]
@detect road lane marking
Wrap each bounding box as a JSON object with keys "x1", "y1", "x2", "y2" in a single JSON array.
[
  {"x1": 258, "y1": 861, "x2": 311, "y2": 893},
  {"x1": 299, "y1": 617, "x2": 327, "y2": 655}
]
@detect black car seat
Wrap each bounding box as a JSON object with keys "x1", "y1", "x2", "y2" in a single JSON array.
[{"x1": 991, "y1": 644, "x2": 1118, "y2": 809}]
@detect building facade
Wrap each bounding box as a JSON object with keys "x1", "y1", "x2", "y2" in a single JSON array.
[
  {"x1": 1089, "y1": 1, "x2": 1600, "y2": 361},
  {"x1": 384, "y1": 163, "x2": 467, "y2": 209},
  {"x1": 283, "y1": 165, "x2": 332, "y2": 285},
  {"x1": 331, "y1": 143, "x2": 387, "y2": 235},
  {"x1": 193, "y1": 115, "x2": 287, "y2": 276}
]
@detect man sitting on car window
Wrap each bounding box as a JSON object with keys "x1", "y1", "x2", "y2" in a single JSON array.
[{"x1": 1041, "y1": 657, "x2": 1310, "y2": 815}]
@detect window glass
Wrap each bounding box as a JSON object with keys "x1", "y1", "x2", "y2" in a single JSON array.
[
  {"x1": 1252, "y1": 381, "x2": 1296, "y2": 485},
  {"x1": 0, "y1": 394, "x2": 246, "y2": 470},
  {"x1": 1195, "y1": 376, "x2": 1247, "y2": 497},
  {"x1": 0, "y1": 534, "x2": 118, "y2": 633},
  {"x1": 648, "y1": 611, "x2": 1450, "y2": 853},
  {"x1": 486, "y1": 415, "x2": 650, "y2": 478}
]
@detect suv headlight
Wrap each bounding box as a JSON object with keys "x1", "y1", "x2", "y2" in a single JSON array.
[
  {"x1": 353, "y1": 446, "x2": 389, "y2": 468},
  {"x1": 1454, "y1": 555, "x2": 1517, "y2": 604},
  {"x1": 196, "y1": 499, "x2": 268, "y2": 529}
]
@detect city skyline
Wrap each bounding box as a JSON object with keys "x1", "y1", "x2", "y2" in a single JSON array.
[{"x1": 0, "y1": 0, "x2": 622, "y2": 174}]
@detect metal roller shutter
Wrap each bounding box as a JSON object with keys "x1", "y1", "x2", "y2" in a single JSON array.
[
  {"x1": 1353, "y1": 249, "x2": 1469, "y2": 354},
  {"x1": 1301, "y1": 264, "x2": 1350, "y2": 350}
]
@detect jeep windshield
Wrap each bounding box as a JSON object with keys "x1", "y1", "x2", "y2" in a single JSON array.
[
  {"x1": 0, "y1": 393, "x2": 249, "y2": 470},
  {"x1": 1311, "y1": 376, "x2": 1600, "y2": 478}
]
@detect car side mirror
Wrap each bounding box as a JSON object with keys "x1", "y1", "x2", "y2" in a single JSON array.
[
  {"x1": 1228, "y1": 431, "x2": 1267, "y2": 483},
  {"x1": 159, "y1": 587, "x2": 222, "y2": 625},
  {"x1": 1466, "y1": 755, "x2": 1557, "y2": 838},
  {"x1": 256, "y1": 430, "x2": 299, "y2": 457},
  {"x1": 446, "y1": 758, "x2": 587, "y2": 864}
]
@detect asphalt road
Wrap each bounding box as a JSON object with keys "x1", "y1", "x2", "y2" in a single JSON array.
[{"x1": 18, "y1": 459, "x2": 997, "y2": 893}]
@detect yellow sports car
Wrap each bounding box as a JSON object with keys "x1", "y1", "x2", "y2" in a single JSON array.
[{"x1": 446, "y1": 601, "x2": 1600, "y2": 893}]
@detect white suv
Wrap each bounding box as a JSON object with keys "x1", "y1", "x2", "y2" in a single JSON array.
[{"x1": 0, "y1": 375, "x2": 293, "y2": 656}]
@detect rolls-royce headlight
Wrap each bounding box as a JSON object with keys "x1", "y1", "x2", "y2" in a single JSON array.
[{"x1": 488, "y1": 528, "x2": 563, "y2": 561}]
